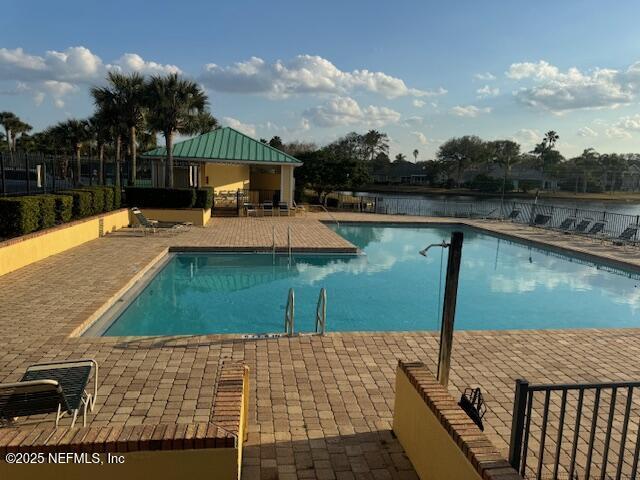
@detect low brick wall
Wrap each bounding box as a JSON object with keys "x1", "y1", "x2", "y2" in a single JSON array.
[
  {"x1": 0, "y1": 209, "x2": 130, "y2": 277},
  {"x1": 0, "y1": 362, "x2": 249, "y2": 480},
  {"x1": 393, "y1": 361, "x2": 522, "y2": 480}
]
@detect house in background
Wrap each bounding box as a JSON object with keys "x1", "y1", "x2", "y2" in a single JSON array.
[
  {"x1": 142, "y1": 127, "x2": 302, "y2": 208},
  {"x1": 372, "y1": 161, "x2": 430, "y2": 184},
  {"x1": 460, "y1": 164, "x2": 558, "y2": 190}
]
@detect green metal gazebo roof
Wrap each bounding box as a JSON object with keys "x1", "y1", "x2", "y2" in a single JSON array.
[{"x1": 141, "y1": 127, "x2": 302, "y2": 165}]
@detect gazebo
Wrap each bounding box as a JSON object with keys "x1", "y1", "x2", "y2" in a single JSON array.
[{"x1": 141, "y1": 127, "x2": 302, "y2": 208}]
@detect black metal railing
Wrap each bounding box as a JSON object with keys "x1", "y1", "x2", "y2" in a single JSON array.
[
  {"x1": 329, "y1": 193, "x2": 640, "y2": 245},
  {"x1": 509, "y1": 378, "x2": 640, "y2": 479},
  {"x1": 0, "y1": 151, "x2": 153, "y2": 195}
]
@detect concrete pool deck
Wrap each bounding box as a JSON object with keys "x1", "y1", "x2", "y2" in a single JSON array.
[{"x1": 1, "y1": 212, "x2": 640, "y2": 478}]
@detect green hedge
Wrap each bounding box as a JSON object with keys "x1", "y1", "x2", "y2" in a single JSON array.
[
  {"x1": 195, "y1": 187, "x2": 214, "y2": 209},
  {"x1": 125, "y1": 187, "x2": 197, "y2": 208},
  {"x1": 59, "y1": 190, "x2": 93, "y2": 219},
  {"x1": 0, "y1": 197, "x2": 41, "y2": 238},
  {"x1": 78, "y1": 188, "x2": 105, "y2": 215},
  {"x1": 37, "y1": 195, "x2": 56, "y2": 229},
  {"x1": 51, "y1": 194, "x2": 73, "y2": 223}
]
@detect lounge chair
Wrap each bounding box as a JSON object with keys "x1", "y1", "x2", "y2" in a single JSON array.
[
  {"x1": 131, "y1": 208, "x2": 192, "y2": 234},
  {"x1": 278, "y1": 202, "x2": 290, "y2": 216},
  {"x1": 263, "y1": 201, "x2": 274, "y2": 216},
  {"x1": 131, "y1": 207, "x2": 158, "y2": 234},
  {"x1": 554, "y1": 216, "x2": 575, "y2": 232},
  {"x1": 244, "y1": 203, "x2": 258, "y2": 217},
  {"x1": 582, "y1": 220, "x2": 606, "y2": 242},
  {"x1": 504, "y1": 208, "x2": 520, "y2": 221},
  {"x1": 532, "y1": 214, "x2": 552, "y2": 227},
  {"x1": 612, "y1": 224, "x2": 640, "y2": 247},
  {"x1": 571, "y1": 218, "x2": 592, "y2": 234},
  {"x1": 0, "y1": 359, "x2": 98, "y2": 428}
]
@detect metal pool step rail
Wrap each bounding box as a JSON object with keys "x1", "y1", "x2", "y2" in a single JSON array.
[
  {"x1": 315, "y1": 288, "x2": 327, "y2": 335},
  {"x1": 282, "y1": 288, "x2": 327, "y2": 337}
]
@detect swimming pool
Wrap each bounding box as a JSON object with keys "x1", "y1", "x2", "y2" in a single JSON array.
[{"x1": 96, "y1": 224, "x2": 640, "y2": 336}]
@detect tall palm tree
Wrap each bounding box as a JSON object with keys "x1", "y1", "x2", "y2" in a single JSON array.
[
  {"x1": 91, "y1": 84, "x2": 126, "y2": 188},
  {"x1": 99, "y1": 72, "x2": 146, "y2": 185},
  {"x1": 412, "y1": 149, "x2": 419, "y2": 163},
  {"x1": 395, "y1": 153, "x2": 407, "y2": 162},
  {"x1": 0, "y1": 112, "x2": 19, "y2": 152},
  {"x1": 144, "y1": 73, "x2": 208, "y2": 187},
  {"x1": 188, "y1": 111, "x2": 219, "y2": 135},
  {"x1": 53, "y1": 119, "x2": 91, "y2": 185},
  {"x1": 11, "y1": 120, "x2": 32, "y2": 150},
  {"x1": 363, "y1": 130, "x2": 389, "y2": 161}
]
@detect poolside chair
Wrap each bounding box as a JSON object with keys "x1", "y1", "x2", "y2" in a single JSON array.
[
  {"x1": 244, "y1": 203, "x2": 258, "y2": 217},
  {"x1": 293, "y1": 201, "x2": 306, "y2": 216},
  {"x1": 263, "y1": 201, "x2": 274, "y2": 216},
  {"x1": 504, "y1": 208, "x2": 520, "y2": 222},
  {"x1": 532, "y1": 214, "x2": 552, "y2": 227},
  {"x1": 0, "y1": 359, "x2": 98, "y2": 428},
  {"x1": 570, "y1": 218, "x2": 592, "y2": 235},
  {"x1": 131, "y1": 208, "x2": 192, "y2": 234},
  {"x1": 612, "y1": 224, "x2": 640, "y2": 247},
  {"x1": 554, "y1": 216, "x2": 575, "y2": 232},
  {"x1": 278, "y1": 202, "x2": 290, "y2": 216},
  {"x1": 131, "y1": 207, "x2": 158, "y2": 234},
  {"x1": 583, "y1": 220, "x2": 606, "y2": 242}
]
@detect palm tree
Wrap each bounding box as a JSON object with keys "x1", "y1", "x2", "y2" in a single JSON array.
[
  {"x1": 144, "y1": 73, "x2": 208, "y2": 187},
  {"x1": 91, "y1": 84, "x2": 126, "y2": 188},
  {"x1": 10, "y1": 120, "x2": 32, "y2": 150},
  {"x1": 532, "y1": 130, "x2": 560, "y2": 189},
  {"x1": 0, "y1": 112, "x2": 19, "y2": 152},
  {"x1": 395, "y1": 153, "x2": 407, "y2": 162},
  {"x1": 88, "y1": 113, "x2": 115, "y2": 184},
  {"x1": 413, "y1": 149, "x2": 419, "y2": 163},
  {"x1": 188, "y1": 111, "x2": 219, "y2": 135},
  {"x1": 362, "y1": 130, "x2": 389, "y2": 161},
  {"x1": 53, "y1": 119, "x2": 91, "y2": 185},
  {"x1": 99, "y1": 72, "x2": 146, "y2": 185}
]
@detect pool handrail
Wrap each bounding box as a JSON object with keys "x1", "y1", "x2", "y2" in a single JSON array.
[
  {"x1": 315, "y1": 288, "x2": 327, "y2": 335},
  {"x1": 284, "y1": 288, "x2": 295, "y2": 336}
]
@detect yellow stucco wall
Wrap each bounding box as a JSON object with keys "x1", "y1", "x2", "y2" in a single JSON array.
[
  {"x1": 393, "y1": 368, "x2": 483, "y2": 480},
  {"x1": 0, "y1": 209, "x2": 130, "y2": 277},
  {"x1": 0, "y1": 447, "x2": 238, "y2": 480},
  {"x1": 250, "y1": 171, "x2": 280, "y2": 190},
  {"x1": 130, "y1": 208, "x2": 211, "y2": 227},
  {"x1": 201, "y1": 163, "x2": 250, "y2": 192}
]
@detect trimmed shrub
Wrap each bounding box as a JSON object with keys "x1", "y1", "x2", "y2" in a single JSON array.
[
  {"x1": 37, "y1": 195, "x2": 56, "y2": 229},
  {"x1": 102, "y1": 187, "x2": 115, "y2": 211},
  {"x1": 125, "y1": 187, "x2": 196, "y2": 208},
  {"x1": 59, "y1": 190, "x2": 92, "y2": 219},
  {"x1": 76, "y1": 188, "x2": 104, "y2": 215},
  {"x1": 51, "y1": 194, "x2": 73, "y2": 223},
  {"x1": 113, "y1": 186, "x2": 122, "y2": 209},
  {"x1": 194, "y1": 187, "x2": 214, "y2": 210},
  {"x1": 0, "y1": 196, "x2": 41, "y2": 238}
]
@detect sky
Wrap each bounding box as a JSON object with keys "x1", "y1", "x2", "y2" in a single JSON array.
[{"x1": 2, "y1": 0, "x2": 640, "y2": 159}]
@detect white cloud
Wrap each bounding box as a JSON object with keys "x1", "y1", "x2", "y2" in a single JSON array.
[
  {"x1": 476, "y1": 84, "x2": 499, "y2": 98},
  {"x1": 606, "y1": 127, "x2": 632, "y2": 139},
  {"x1": 577, "y1": 126, "x2": 598, "y2": 138},
  {"x1": 222, "y1": 116, "x2": 256, "y2": 136},
  {"x1": 402, "y1": 115, "x2": 423, "y2": 127},
  {"x1": 513, "y1": 128, "x2": 541, "y2": 146},
  {"x1": 411, "y1": 132, "x2": 428, "y2": 145},
  {"x1": 110, "y1": 53, "x2": 182, "y2": 75},
  {"x1": 303, "y1": 96, "x2": 401, "y2": 127},
  {"x1": 602, "y1": 114, "x2": 640, "y2": 139},
  {"x1": 474, "y1": 72, "x2": 496, "y2": 81},
  {"x1": 0, "y1": 46, "x2": 184, "y2": 108},
  {"x1": 450, "y1": 105, "x2": 491, "y2": 117},
  {"x1": 412, "y1": 99, "x2": 426, "y2": 108},
  {"x1": 201, "y1": 54, "x2": 446, "y2": 99},
  {"x1": 506, "y1": 60, "x2": 639, "y2": 112}
]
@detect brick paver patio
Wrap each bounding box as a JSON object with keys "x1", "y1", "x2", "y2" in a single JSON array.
[{"x1": 1, "y1": 213, "x2": 640, "y2": 478}]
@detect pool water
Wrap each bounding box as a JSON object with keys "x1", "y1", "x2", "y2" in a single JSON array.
[{"x1": 102, "y1": 224, "x2": 640, "y2": 336}]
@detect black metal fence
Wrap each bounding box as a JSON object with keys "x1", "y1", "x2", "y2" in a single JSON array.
[
  {"x1": 509, "y1": 378, "x2": 640, "y2": 479},
  {"x1": 330, "y1": 193, "x2": 640, "y2": 244},
  {"x1": 0, "y1": 151, "x2": 153, "y2": 195}
]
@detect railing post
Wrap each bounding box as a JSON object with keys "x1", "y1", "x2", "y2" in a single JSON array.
[
  {"x1": 508, "y1": 379, "x2": 529, "y2": 471},
  {"x1": 25, "y1": 153, "x2": 30, "y2": 195},
  {"x1": 0, "y1": 152, "x2": 5, "y2": 195},
  {"x1": 236, "y1": 189, "x2": 241, "y2": 216}
]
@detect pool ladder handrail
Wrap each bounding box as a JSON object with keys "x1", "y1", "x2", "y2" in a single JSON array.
[
  {"x1": 284, "y1": 287, "x2": 295, "y2": 336},
  {"x1": 287, "y1": 225, "x2": 292, "y2": 265},
  {"x1": 317, "y1": 204, "x2": 340, "y2": 227},
  {"x1": 315, "y1": 288, "x2": 327, "y2": 335}
]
